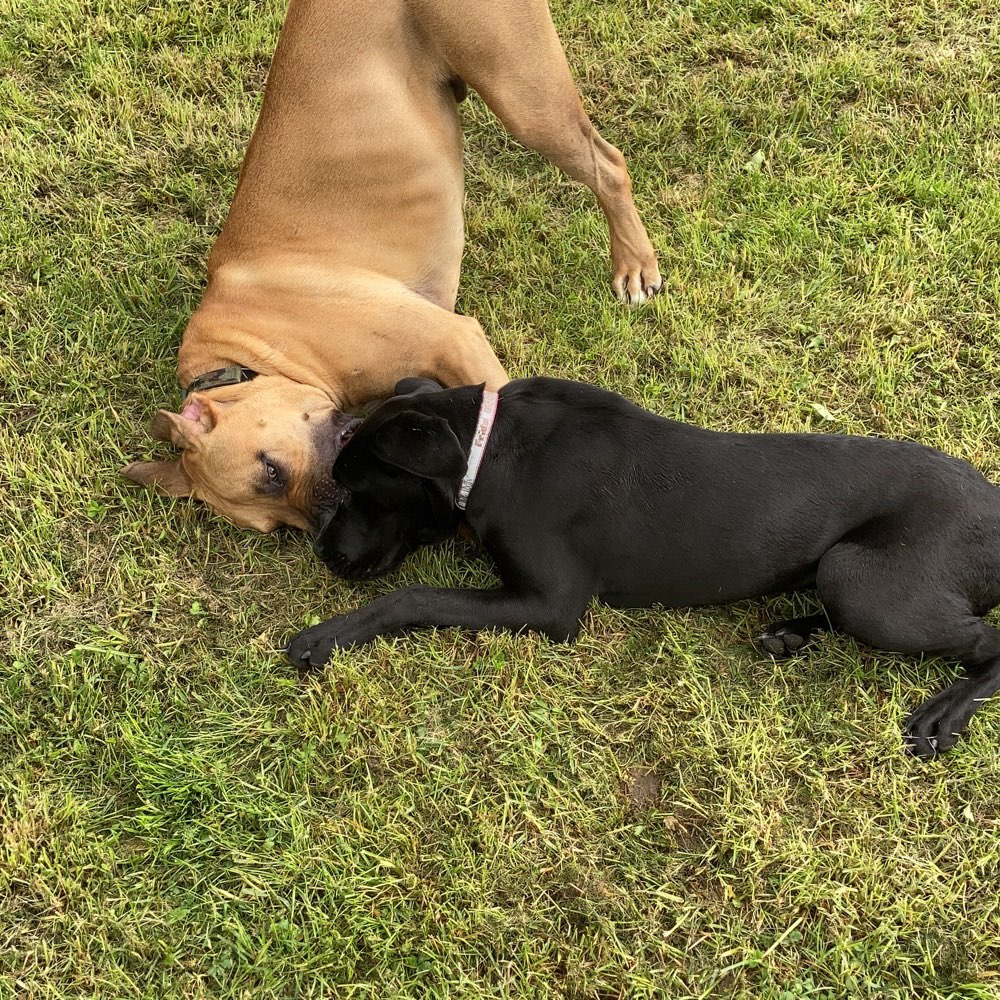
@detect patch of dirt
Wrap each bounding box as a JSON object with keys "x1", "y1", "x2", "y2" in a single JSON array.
[{"x1": 622, "y1": 766, "x2": 662, "y2": 810}]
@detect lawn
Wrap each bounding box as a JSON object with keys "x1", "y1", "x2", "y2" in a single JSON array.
[{"x1": 3, "y1": 0, "x2": 1000, "y2": 995}]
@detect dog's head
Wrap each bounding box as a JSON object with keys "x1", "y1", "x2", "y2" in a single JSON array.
[
  {"x1": 122, "y1": 376, "x2": 361, "y2": 532},
  {"x1": 313, "y1": 378, "x2": 466, "y2": 579}
]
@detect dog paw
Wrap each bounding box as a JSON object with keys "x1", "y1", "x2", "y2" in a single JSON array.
[
  {"x1": 904, "y1": 690, "x2": 970, "y2": 758},
  {"x1": 757, "y1": 616, "x2": 827, "y2": 659},
  {"x1": 612, "y1": 253, "x2": 662, "y2": 306},
  {"x1": 286, "y1": 619, "x2": 346, "y2": 671}
]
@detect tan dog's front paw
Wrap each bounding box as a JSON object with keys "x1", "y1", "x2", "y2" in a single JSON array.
[{"x1": 612, "y1": 248, "x2": 662, "y2": 306}]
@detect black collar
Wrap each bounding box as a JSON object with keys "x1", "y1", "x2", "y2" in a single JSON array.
[{"x1": 182, "y1": 366, "x2": 259, "y2": 398}]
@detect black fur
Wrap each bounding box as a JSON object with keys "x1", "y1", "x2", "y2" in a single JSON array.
[{"x1": 288, "y1": 377, "x2": 1000, "y2": 757}]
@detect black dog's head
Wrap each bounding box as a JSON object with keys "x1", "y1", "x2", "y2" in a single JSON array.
[{"x1": 313, "y1": 378, "x2": 468, "y2": 579}]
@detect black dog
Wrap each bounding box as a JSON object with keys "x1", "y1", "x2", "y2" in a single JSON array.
[{"x1": 287, "y1": 376, "x2": 1000, "y2": 756}]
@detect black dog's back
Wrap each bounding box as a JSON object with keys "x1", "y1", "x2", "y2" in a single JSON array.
[{"x1": 480, "y1": 378, "x2": 1000, "y2": 610}]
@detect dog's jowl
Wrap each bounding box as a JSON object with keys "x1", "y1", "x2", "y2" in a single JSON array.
[{"x1": 288, "y1": 377, "x2": 1000, "y2": 757}]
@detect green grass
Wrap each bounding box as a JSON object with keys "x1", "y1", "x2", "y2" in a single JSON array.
[{"x1": 3, "y1": 0, "x2": 1000, "y2": 995}]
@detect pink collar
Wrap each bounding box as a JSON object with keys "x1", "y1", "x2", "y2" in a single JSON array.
[{"x1": 456, "y1": 390, "x2": 499, "y2": 510}]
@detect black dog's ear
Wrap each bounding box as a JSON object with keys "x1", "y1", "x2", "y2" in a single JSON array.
[
  {"x1": 393, "y1": 377, "x2": 444, "y2": 397},
  {"x1": 372, "y1": 410, "x2": 466, "y2": 481}
]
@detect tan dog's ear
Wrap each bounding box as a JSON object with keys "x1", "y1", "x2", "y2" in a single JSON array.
[
  {"x1": 150, "y1": 404, "x2": 213, "y2": 447},
  {"x1": 121, "y1": 460, "x2": 193, "y2": 497},
  {"x1": 150, "y1": 410, "x2": 178, "y2": 443}
]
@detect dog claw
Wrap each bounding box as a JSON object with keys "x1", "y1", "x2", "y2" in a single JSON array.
[
  {"x1": 905, "y1": 734, "x2": 939, "y2": 757},
  {"x1": 904, "y1": 717, "x2": 966, "y2": 757},
  {"x1": 613, "y1": 266, "x2": 661, "y2": 306}
]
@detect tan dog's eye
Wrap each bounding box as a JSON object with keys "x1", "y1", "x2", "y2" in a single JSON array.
[{"x1": 261, "y1": 458, "x2": 287, "y2": 489}]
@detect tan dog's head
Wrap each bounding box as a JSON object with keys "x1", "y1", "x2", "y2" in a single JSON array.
[{"x1": 122, "y1": 376, "x2": 360, "y2": 532}]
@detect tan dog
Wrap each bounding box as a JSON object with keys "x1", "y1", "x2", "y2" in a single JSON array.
[{"x1": 123, "y1": 0, "x2": 661, "y2": 532}]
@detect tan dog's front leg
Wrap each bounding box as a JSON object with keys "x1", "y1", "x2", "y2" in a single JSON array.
[
  {"x1": 433, "y1": 315, "x2": 508, "y2": 390},
  {"x1": 428, "y1": 0, "x2": 661, "y2": 305},
  {"x1": 487, "y1": 98, "x2": 662, "y2": 306},
  {"x1": 337, "y1": 293, "x2": 507, "y2": 403}
]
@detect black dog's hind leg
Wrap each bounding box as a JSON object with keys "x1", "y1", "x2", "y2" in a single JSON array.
[
  {"x1": 287, "y1": 584, "x2": 590, "y2": 668},
  {"x1": 758, "y1": 613, "x2": 834, "y2": 658},
  {"x1": 815, "y1": 539, "x2": 1000, "y2": 756},
  {"x1": 904, "y1": 631, "x2": 1000, "y2": 757}
]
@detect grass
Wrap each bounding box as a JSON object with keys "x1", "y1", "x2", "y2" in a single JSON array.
[{"x1": 3, "y1": 0, "x2": 1000, "y2": 994}]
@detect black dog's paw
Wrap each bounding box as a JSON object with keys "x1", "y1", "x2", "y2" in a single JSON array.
[
  {"x1": 904, "y1": 690, "x2": 969, "y2": 758},
  {"x1": 757, "y1": 616, "x2": 827, "y2": 659},
  {"x1": 286, "y1": 619, "x2": 347, "y2": 672},
  {"x1": 758, "y1": 628, "x2": 806, "y2": 658}
]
